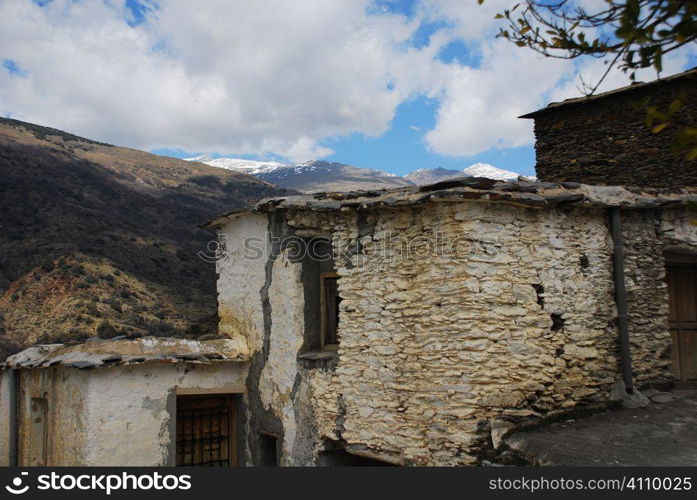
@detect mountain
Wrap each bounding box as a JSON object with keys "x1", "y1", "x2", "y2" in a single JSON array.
[
  {"x1": 192, "y1": 156, "x2": 527, "y2": 191},
  {"x1": 187, "y1": 156, "x2": 413, "y2": 193},
  {"x1": 0, "y1": 118, "x2": 290, "y2": 359},
  {"x1": 404, "y1": 167, "x2": 469, "y2": 185},
  {"x1": 404, "y1": 163, "x2": 524, "y2": 186},
  {"x1": 462, "y1": 163, "x2": 521, "y2": 180},
  {"x1": 187, "y1": 155, "x2": 286, "y2": 174}
]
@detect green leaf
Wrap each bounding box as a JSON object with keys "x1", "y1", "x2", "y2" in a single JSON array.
[
  {"x1": 668, "y1": 99, "x2": 682, "y2": 114},
  {"x1": 654, "y1": 52, "x2": 663, "y2": 73},
  {"x1": 651, "y1": 122, "x2": 670, "y2": 133},
  {"x1": 615, "y1": 26, "x2": 633, "y2": 40}
]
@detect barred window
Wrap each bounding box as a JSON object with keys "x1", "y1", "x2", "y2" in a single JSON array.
[{"x1": 176, "y1": 395, "x2": 236, "y2": 466}]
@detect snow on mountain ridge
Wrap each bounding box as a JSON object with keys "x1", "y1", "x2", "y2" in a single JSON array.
[
  {"x1": 186, "y1": 156, "x2": 411, "y2": 193},
  {"x1": 186, "y1": 155, "x2": 286, "y2": 175},
  {"x1": 186, "y1": 156, "x2": 402, "y2": 179},
  {"x1": 186, "y1": 155, "x2": 528, "y2": 192},
  {"x1": 404, "y1": 163, "x2": 526, "y2": 185},
  {"x1": 461, "y1": 163, "x2": 520, "y2": 181}
]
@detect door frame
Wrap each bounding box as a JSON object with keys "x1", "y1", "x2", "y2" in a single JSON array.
[{"x1": 665, "y1": 252, "x2": 697, "y2": 381}]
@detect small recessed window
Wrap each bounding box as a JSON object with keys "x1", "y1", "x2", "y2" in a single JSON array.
[
  {"x1": 258, "y1": 431, "x2": 279, "y2": 466},
  {"x1": 321, "y1": 272, "x2": 341, "y2": 349}
]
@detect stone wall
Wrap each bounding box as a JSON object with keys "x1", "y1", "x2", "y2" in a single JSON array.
[
  {"x1": 0, "y1": 362, "x2": 247, "y2": 466},
  {"x1": 216, "y1": 213, "x2": 324, "y2": 465},
  {"x1": 623, "y1": 208, "x2": 697, "y2": 385},
  {"x1": 302, "y1": 203, "x2": 621, "y2": 465},
  {"x1": 214, "y1": 201, "x2": 696, "y2": 466},
  {"x1": 529, "y1": 74, "x2": 696, "y2": 187},
  {"x1": 622, "y1": 210, "x2": 672, "y2": 385}
]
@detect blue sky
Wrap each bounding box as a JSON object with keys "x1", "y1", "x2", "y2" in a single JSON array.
[
  {"x1": 152, "y1": 0, "x2": 539, "y2": 176},
  {"x1": 155, "y1": 95, "x2": 538, "y2": 176},
  {"x1": 3, "y1": 1, "x2": 695, "y2": 179}
]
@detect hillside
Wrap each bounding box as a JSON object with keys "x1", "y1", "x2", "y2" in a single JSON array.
[{"x1": 0, "y1": 118, "x2": 290, "y2": 359}]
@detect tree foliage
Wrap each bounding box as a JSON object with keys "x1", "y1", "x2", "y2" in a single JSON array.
[
  {"x1": 492, "y1": 0, "x2": 696, "y2": 93},
  {"x1": 484, "y1": 0, "x2": 696, "y2": 158},
  {"x1": 639, "y1": 91, "x2": 697, "y2": 160}
]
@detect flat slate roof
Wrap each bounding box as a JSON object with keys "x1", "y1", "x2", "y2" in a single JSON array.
[{"x1": 203, "y1": 176, "x2": 697, "y2": 229}]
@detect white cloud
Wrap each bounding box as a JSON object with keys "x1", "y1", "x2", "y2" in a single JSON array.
[
  {"x1": 419, "y1": 0, "x2": 509, "y2": 41},
  {"x1": 550, "y1": 47, "x2": 693, "y2": 103},
  {"x1": 0, "y1": 0, "x2": 693, "y2": 162},
  {"x1": 424, "y1": 38, "x2": 573, "y2": 156},
  {"x1": 419, "y1": 0, "x2": 694, "y2": 157},
  {"x1": 0, "y1": 0, "x2": 418, "y2": 162}
]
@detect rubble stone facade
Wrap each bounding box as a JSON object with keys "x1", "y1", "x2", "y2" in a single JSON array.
[
  {"x1": 216, "y1": 195, "x2": 696, "y2": 466},
  {"x1": 525, "y1": 70, "x2": 697, "y2": 188}
]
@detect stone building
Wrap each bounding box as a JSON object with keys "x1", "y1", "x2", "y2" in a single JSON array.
[
  {"x1": 1, "y1": 179, "x2": 695, "y2": 466},
  {"x1": 521, "y1": 67, "x2": 696, "y2": 188},
  {"x1": 201, "y1": 179, "x2": 696, "y2": 466},
  {"x1": 0, "y1": 337, "x2": 250, "y2": 466}
]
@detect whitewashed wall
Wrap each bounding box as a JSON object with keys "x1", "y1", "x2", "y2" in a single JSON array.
[{"x1": 6, "y1": 362, "x2": 246, "y2": 466}]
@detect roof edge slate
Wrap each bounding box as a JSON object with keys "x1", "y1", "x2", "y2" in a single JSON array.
[
  {"x1": 519, "y1": 66, "x2": 696, "y2": 119},
  {"x1": 2, "y1": 336, "x2": 250, "y2": 370},
  {"x1": 202, "y1": 177, "x2": 697, "y2": 229}
]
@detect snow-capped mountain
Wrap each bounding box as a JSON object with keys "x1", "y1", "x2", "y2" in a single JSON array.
[
  {"x1": 187, "y1": 155, "x2": 528, "y2": 192},
  {"x1": 186, "y1": 155, "x2": 286, "y2": 175},
  {"x1": 462, "y1": 163, "x2": 520, "y2": 181},
  {"x1": 186, "y1": 157, "x2": 413, "y2": 193},
  {"x1": 405, "y1": 163, "x2": 524, "y2": 186},
  {"x1": 404, "y1": 167, "x2": 469, "y2": 185}
]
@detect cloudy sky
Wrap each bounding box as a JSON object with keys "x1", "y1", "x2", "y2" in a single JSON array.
[{"x1": 1, "y1": 0, "x2": 694, "y2": 177}]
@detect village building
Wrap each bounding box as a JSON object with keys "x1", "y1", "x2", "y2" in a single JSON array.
[
  {"x1": 2, "y1": 179, "x2": 694, "y2": 466},
  {"x1": 522, "y1": 67, "x2": 696, "y2": 188},
  {"x1": 0, "y1": 337, "x2": 250, "y2": 466},
  {"x1": 1, "y1": 68, "x2": 695, "y2": 466},
  {"x1": 201, "y1": 181, "x2": 696, "y2": 466}
]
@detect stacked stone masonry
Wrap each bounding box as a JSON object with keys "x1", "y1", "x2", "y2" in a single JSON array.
[
  {"x1": 529, "y1": 72, "x2": 696, "y2": 188},
  {"x1": 215, "y1": 193, "x2": 696, "y2": 466}
]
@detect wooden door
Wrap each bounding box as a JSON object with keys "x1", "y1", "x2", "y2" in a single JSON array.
[
  {"x1": 666, "y1": 264, "x2": 697, "y2": 380},
  {"x1": 176, "y1": 395, "x2": 236, "y2": 466}
]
